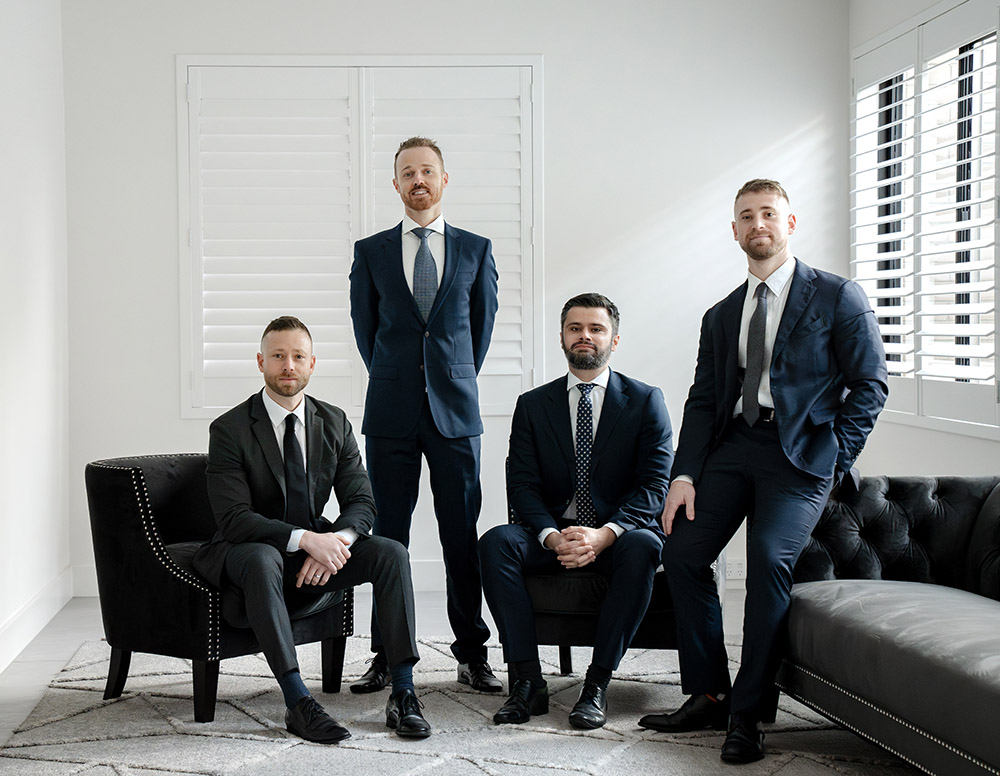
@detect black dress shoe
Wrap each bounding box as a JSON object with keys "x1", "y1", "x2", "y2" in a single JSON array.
[
  {"x1": 457, "y1": 661, "x2": 503, "y2": 692},
  {"x1": 721, "y1": 716, "x2": 765, "y2": 763},
  {"x1": 350, "y1": 654, "x2": 389, "y2": 694},
  {"x1": 493, "y1": 679, "x2": 549, "y2": 724},
  {"x1": 638, "y1": 693, "x2": 730, "y2": 732},
  {"x1": 284, "y1": 696, "x2": 351, "y2": 744},
  {"x1": 568, "y1": 681, "x2": 607, "y2": 730},
  {"x1": 385, "y1": 689, "x2": 432, "y2": 738}
]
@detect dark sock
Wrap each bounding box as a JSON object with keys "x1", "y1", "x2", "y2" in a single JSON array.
[
  {"x1": 510, "y1": 660, "x2": 544, "y2": 686},
  {"x1": 390, "y1": 659, "x2": 416, "y2": 698},
  {"x1": 278, "y1": 668, "x2": 310, "y2": 709},
  {"x1": 584, "y1": 664, "x2": 612, "y2": 690}
]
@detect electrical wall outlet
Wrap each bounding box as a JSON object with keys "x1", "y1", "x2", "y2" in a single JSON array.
[{"x1": 726, "y1": 560, "x2": 746, "y2": 579}]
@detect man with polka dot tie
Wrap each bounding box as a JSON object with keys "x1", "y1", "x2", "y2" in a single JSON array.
[{"x1": 479, "y1": 293, "x2": 674, "y2": 730}]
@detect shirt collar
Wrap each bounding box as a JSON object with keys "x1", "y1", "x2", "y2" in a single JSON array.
[
  {"x1": 403, "y1": 214, "x2": 445, "y2": 236},
  {"x1": 261, "y1": 388, "x2": 307, "y2": 430},
  {"x1": 748, "y1": 256, "x2": 796, "y2": 297},
  {"x1": 566, "y1": 367, "x2": 612, "y2": 393}
]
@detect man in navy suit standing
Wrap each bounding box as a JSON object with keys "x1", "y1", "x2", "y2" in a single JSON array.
[
  {"x1": 349, "y1": 137, "x2": 501, "y2": 694},
  {"x1": 638, "y1": 180, "x2": 888, "y2": 763},
  {"x1": 480, "y1": 293, "x2": 673, "y2": 729}
]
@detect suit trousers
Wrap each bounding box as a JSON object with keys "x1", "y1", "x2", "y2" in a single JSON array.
[
  {"x1": 365, "y1": 398, "x2": 490, "y2": 664},
  {"x1": 479, "y1": 523, "x2": 662, "y2": 671},
  {"x1": 663, "y1": 418, "x2": 831, "y2": 720},
  {"x1": 222, "y1": 534, "x2": 419, "y2": 679}
]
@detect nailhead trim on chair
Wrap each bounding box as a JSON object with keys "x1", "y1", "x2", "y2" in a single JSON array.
[
  {"x1": 90, "y1": 455, "x2": 222, "y2": 662},
  {"x1": 777, "y1": 661, "x2": 1000, "y2": 776}
]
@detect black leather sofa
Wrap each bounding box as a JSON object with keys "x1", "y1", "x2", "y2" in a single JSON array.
[{"x1": 777, "y1": 475, "x2": 1000, "y2": 776}]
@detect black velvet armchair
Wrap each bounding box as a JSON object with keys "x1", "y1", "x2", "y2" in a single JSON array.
[{"x1": 84, "y1": 454, "x2": 353, "y2": 722}]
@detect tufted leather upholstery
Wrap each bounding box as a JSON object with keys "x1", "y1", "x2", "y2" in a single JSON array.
[
  {"x1": 778, "y1": 475, "x2": 1000, "y2": 776},
  {"x1": 85, "y1": 454, "x2": 354, "y2": 722}
]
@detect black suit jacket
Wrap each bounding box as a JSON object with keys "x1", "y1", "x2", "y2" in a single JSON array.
[
  {"x1": 507, "y1": 371, "x2": 674, "y2": 537},
  {"x1": 350, "y1": 222, "x2": 498, "y2": 439},
  {"x1": 193, "y1": 391, "x2": 376, "y2": 588},
  {"x1": 673, "y1": 259, "x2": 888, "y2": 482}
]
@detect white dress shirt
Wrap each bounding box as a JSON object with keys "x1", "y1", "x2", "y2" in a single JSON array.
[
  {"x1": 401, "y1": 214, "x2": 446, "y2": 293},
  {"x1": 537, "y1": 368, "x2": 625, "y2": 547},
  {"x1": 260, "y1": 390, "x2": 357, "y2": 552}
]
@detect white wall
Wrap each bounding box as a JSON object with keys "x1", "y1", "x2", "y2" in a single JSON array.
[
  {"x1": 0, "y1": 0, "x2": 71, "y2": 670},
  {"x1": 61, "y1": 0, "x2": 850, "y2": 596},
  {"x1": 849, "y1": 0, "x2": 1000, "y2": 476}
]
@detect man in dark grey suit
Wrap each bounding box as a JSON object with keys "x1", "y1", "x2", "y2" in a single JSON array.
[
  {"x1": 193, "y1": 316, "x2": 430, "y2": 744},
  {"x1": 639, "y1": 180, "x2": 888, "y2": 764}
]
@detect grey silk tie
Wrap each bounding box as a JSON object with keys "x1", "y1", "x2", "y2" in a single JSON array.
[
  {"x1": 742, "y1": 283, "x2": 768, "y2": 426},
  {"x1": 575, "y1": 383, "x2": 598, "y2": 528},
  {"x1": 412, "y1": 227, "x2": 438, "y2": 321}
]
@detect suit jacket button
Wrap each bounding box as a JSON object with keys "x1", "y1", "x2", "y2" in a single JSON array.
[
  {"x1": 424, "y1": 331, "x2": 430, "y2": 338},
  {"x1": 419, "y1": 365, "x2": 424, "y2": 371}
]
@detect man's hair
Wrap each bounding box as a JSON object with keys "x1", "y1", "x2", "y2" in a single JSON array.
[
  {"x1": 394, "y1": 136, "x2": 445, "y2": 175},
  {"x1": 261, "y1": 315, "x2": 312, "y2": 344},
  {"x1": 735, "y1": 178, "x2": 790, "y2": 205},
  {"x1": 560, "y1": 293, "x2": 621, "y2": 336}
]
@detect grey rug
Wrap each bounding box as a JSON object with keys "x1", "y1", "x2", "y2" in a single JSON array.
[{"x1": 0, "y1": 638, "x2": 916, "y2": 775}]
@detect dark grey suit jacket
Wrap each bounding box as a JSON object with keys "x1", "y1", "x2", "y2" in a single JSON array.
[{"x1": 193, "y1": 390, "x2": 375, "y2": 588}]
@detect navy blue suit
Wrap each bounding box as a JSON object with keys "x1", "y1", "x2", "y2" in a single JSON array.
[
  {"x1": 665, "y1": 259, "x2": 888, "y2": 719},
  {"x1": 480, "y1": 371, "x2": 674, "y2": 670},
  {"x1": 350, "y1": 221, "x2": 499, "y2": 664}
]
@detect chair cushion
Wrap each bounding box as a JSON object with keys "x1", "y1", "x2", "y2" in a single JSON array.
[
  {"x1": 787, "y1": 579, "x2": 1000, "y2": 769},
  {"x1": 166, "y1": 541, "x2": 344, "y2": 627}
]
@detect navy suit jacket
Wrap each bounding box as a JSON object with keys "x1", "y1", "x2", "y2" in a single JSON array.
[
  {"x1": 673, "y1": 259, "x2": 888, "y2": 482},
  {"x1": 193, "y1": 391, "x2": 376, "y2": 588},
  {"x1": 507, "y1": 371, "x2": 674, "y2": 537},
  {"x1": 350, "y1": 222, "x2": 499, "y2": 439}
]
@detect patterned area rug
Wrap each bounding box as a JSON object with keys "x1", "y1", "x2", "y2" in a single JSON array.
[{"x1": 0, "y1": 637, "x2": 916, "y2": 775}]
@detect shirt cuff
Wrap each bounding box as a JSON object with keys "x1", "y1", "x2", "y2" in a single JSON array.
[
  {"x1": 286, "y1": 528, "x2": 305, "y2": 553},
  {"x1": 333, "y1": 528, "x2": 358, "y2": 546},
  {"x1": 604, "y1": 522, "x2": 625, "y2": 538},
  {"x1": 538, "y1": 526, "x2": 559, "y2": 548},
  {"x1": 672, "y1": 475, "x2": 695, "y2": 486}
]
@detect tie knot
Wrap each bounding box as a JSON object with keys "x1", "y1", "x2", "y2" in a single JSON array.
[
  {"x1": 578, "y1": 383, "x2": 595, "y2": 398},
  {"x1": 412, "y1": 227, "x2": 432, "y2": 241},
  {"x1": 285, "y1": 414, "x2": 297, "y2": 433},
  {"x1": 755, "y1": 283, "x2": 768, "y2": 300}
]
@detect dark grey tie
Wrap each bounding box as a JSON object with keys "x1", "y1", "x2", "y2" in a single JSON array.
[
  {"x1": 575, "y1": 383, "x2": 597, "y2": 528},
  {"x1": 412, "y1": 227, "x2": 438, "y2": 321},
  {"x1": 742, "y1": 284, "x2": 768, "y2": 426},
  {"x1": 283, "y1": 414, "x2": 310, "y2": 528}
]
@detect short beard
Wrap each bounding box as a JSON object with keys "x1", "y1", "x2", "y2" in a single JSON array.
[{"x1": 562, "y1": 343, "x2": 611, "y2": 371}]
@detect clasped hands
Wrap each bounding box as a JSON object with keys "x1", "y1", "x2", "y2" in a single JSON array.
[
  {"x1": 295, "y1": 531, "x2": 351, "y2": 588},
  {"x1": 545, "y1": 525, "x2": 616, "y2": 568}
]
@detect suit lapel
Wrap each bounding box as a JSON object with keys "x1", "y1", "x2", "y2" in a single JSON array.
[
  {"x1": 250, "y1": 392, "x2": 286, "y2": 497},
  {"x1": 721, "y1": 283, "x2": 746, "y2": 403},
  {"x1": 593, "y1": 371, "x2": 627, "y2": 456},
  {"x1": 381, "y1": 224, "x2": 424, "y2": 322},
  {"x1": 305, "y1": 397, "x2": 323, "y2": 519},
  {"x1": 772, "y1": 260, "x2": 816, "y2": 362},
  {"x1": 543, "y1": 377, "x2": 576, "y2": 473},
  {"x1": 427, "y1": 223, "x2": 462, "y2": 325}
]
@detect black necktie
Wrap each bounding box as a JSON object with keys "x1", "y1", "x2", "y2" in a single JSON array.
[
  {"x1": 575, "y1": 383, "x2": 598, "y2": 528},
  {"x1": 283, "y1": 414, "x2": 310, "y2": 528},
  {"x1": 742, "y1": 284, "x2": 768, "y2": 426}
]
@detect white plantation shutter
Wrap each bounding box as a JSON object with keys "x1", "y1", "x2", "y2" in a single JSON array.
[
  {"x1": 180, "y1": 59, "x2": 539, "y2": 417},
  {"x1": 367, "y1": 66, "x2": 532, "y2": 412},
  {"x1": 851, "y1": 3, "x2": 999, "y2": 428}
]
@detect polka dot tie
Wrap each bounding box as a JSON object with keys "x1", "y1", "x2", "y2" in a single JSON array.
[{"x1": 575, "y1": 383, "x2": 597, "y2": 527}]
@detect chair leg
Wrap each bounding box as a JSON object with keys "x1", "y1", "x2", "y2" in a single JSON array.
[
  {"x1": 192, "y1": 659, "x2": 220, "y2": 723},
  {"x1": 322, "y1": 636, "x2": 347, "y2": 694},
  {"x1": 104, "y1": 647, "x2": 132, "y2": 700},
  {"x1": 559, "y1": 645, "x2": 573, "y2": 675}
]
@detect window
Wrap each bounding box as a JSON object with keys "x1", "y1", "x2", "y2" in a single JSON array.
[
  {"x1": 852, "y1": 2, "x2": 999, "y2": 430},
  {"x1": 178, "y1": 57, "x2": 541, "y2": 418}
]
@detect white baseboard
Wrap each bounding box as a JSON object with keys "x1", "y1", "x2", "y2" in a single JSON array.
[{"x1": 0, "y1": 570, "x2": 74, "y2": 673}]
